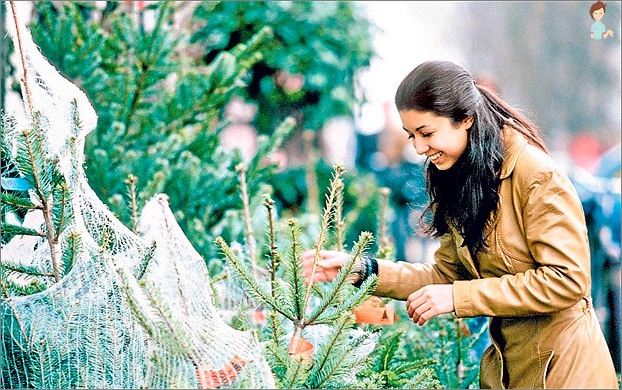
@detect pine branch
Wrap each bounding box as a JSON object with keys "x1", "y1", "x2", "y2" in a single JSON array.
[
  {"x1": 1, "y1": 192, "x2": 40, "y2": 211},
  {"x1": 163, "y1": 27, "x2": 274, "y2": 137},
  {"x1": 279, "y1": 165, "x2": 348, "y2": 360},
  {"x1": 207, "y1": 26, "x2": 273, "y2": 93},
  {"x1": 16, "y1": 128, "x2": 51, "y2": 200},
  {"x1": 282, "y1": 355, "x2": 310, "y2": 389},
  {"x1": 114, "y1": 260, "x2": 199, "y2": 369},
  {"x1": 95, "y1": 224, "x2": 115, "y2": 253},
  {"x1": 1, "y1": 252, "x2": 53, "y2": 279},
  {"x1": 0, "y1": 223, "x2": 44, "y2": 238},
  {"x1": 29, "y1": 332, "x2": 51, "y2": 388},
  {"x1": 60, "y1": 232, "x2": 81, "y2": 278},
  {"x1": 141, "y1": 1, "x2": 174, "y2": 67},
  {"x1": 307, "y1": 313, "x2": 356, "y2": 388},
  {"x1": 16, "y1": 128, "x2": 62, "y2": 282},
  {"x1": 263, "y1": 194, "x2": 280, "y2": 299},
  {"x1": 214, "y1": 236, "x2": 293, "y2": 320},
  {"x1": 305, "y1": 231, "x2": 374, "y2": 326},
  {"x1": 361, "y1": 328, "x2": 441, "y2": 388},
  {"x1": 379, "y1": 332, "x2": 402, "y2": 369},
  {"x1": 263, "y1": 311, "x2": 290, "y2": 379},
  {"x1": 265, "y1": 310, "x2": 287, "y2": 351},
  {"x1": 434, "y1": 317, "x2": 455, "y2": 387},
  {"x1": 135, "y1": 240, "x2": 157, "y2": 281},
  {"x1": 284, "y1": 218, "x2": 306, "y2": 321},
  {"x1": 139, "y1": 278, "x2": 199, "y2": 366},
  {"x1": 124, "y1": 173, "x2": 139, "y2": 233},
  {"x1": 123, "y1": 2, "x2": 175, "y2": 131},
  {"x1": 407, "y1": 367, "x2": 443, "y2": 389},
  {"x1": 310, "y1": 276, "x2": 375, "y2": 326},
  {"x1": 333, "y1": 179, "x2": 346, "y2": 251},
  {"x1": 51, "y1": 181, "x2": 71, "y2": 243},
  {"x1": 302, "y1": 164, "x2": 345, "y2": 314},
  {"x1": 236, "y1": 163, "x2": 257, "y2": 276},
  {"x1": 1, "y1": 267, "x2": 50, "y2": 295}
]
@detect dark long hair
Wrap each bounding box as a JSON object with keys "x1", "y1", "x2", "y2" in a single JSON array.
[{"x1": 395, "y1": 61, "x2": 547, "y2": 254}]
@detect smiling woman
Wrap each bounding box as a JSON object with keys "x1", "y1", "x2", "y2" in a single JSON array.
[
  {"x1": 398, "y1": 110, "x2": 471, "y2": 171},
  {"x1": 301, "y1": 60, "x2": 619, "y2": 388}
]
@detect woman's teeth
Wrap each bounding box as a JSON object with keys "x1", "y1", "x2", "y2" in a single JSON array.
[{"x1": 429, "y1": 152, "x2": 442, "y2": 161}]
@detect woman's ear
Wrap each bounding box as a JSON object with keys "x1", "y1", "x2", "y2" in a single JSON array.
[{"x1": 463, "y1": 116, "x2": 474, "y2": 130}]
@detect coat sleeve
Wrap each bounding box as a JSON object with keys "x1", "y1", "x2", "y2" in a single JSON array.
[
  {"x1": 453, "y1": 162, "x2": 591, "y2": 317},
  {"x1": 373, "y1": 233, "x2": 472, "y2": 300}
]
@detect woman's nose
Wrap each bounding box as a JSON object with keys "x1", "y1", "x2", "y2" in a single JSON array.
[{"x1": 412, "y1": 137, "x2": 429, "y2": 155}]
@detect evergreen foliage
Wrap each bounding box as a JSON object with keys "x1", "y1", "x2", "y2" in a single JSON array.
[
  {"x1": 216, "y1": 165, "x2": 383, "y2": 388},
  {"x1": 368, "y1": 309, "x2": 487, "y2": 389},
  {"x1": 190, "y1": 1, "x2": 375, "y2": 134}
]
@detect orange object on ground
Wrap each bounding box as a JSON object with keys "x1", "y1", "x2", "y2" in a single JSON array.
[
  {"x1": 288, "y1": 334, "x2": 314, "y2": 361},
  {"x1": 353, "y1": 296, "x2": 396, "y2": 325},
  {"x1": 195, "y1": 355, "x2": 246, "y2": 389}
]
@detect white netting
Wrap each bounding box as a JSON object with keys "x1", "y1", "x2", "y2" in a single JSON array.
[{"x1": 1, "y1": 2, "x2": 274, "y2": 388}]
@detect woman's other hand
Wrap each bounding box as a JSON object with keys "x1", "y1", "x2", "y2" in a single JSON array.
[
  {"x1": 300, "y1": 249, "x2": 350, "y2": 284},
  {"x1": 406, "y1": 284, "x2": 455, "y2": 326}
]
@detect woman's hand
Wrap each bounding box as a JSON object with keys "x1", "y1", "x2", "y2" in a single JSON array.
[
  {"x1": 300, "y1": 249, "x2": 349, "y2": 284},
  {"x1": 405, "y1": 284, "x2": 455, "y2": 326}
]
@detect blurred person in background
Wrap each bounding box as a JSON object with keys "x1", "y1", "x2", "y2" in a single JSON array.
[
  {"x1": 572, "y1": 141, "x2": 621, "y2": 373},
  {"x1": 301, "y1": 60, "x2": 619, "y2": 388},
  {"x1": 220, "y1": 96, "x2": 259, "y2": 162}
]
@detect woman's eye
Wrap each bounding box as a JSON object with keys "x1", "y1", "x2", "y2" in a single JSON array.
[{"x1": 407, "y1": 134, "x2": 414, "y2": 140}]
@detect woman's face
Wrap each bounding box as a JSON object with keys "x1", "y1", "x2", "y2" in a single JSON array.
[{"x1": 399, "y1": 109, "x2": 472, "y2": 170}]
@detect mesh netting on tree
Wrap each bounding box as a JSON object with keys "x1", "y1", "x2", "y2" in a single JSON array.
[{"x1": 1, "y1": 2, "x2": 274, "y2": 388}]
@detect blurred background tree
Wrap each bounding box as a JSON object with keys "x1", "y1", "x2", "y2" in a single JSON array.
[{"x1": 191, "y1": 1, "x2": 375, "y2": 135}]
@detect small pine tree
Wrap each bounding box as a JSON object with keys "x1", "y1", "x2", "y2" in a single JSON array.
[{"x1": 216, "y1": 164, "x2": 384, "y2": 388}]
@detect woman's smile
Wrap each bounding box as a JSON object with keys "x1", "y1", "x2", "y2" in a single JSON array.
[{"x1": 428, "y1": 151, "x2": 443, "y2": 161}]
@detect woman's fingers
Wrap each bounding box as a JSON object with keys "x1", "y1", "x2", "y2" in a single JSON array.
[
  {"x1": 406, "y1": 284, "x2": 455, "y2": 326},
  {"x1": 406, "y1": 292, "x2": 430, "y2": 325},
  {"x1": 300, "y1": 250, "x2": 347, "y2": 283}
]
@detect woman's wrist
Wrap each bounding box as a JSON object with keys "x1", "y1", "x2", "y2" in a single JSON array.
[
  {"x1": 352, "y1": 256, "x2": 378, "y2": 288},
  {"x1": 347, "y1": 257, "x2": 363, "y2": 285}
]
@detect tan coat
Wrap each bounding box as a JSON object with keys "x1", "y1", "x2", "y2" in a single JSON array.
[{"x1": 372, "y1": 127, "x2": 618, "y2": 388}]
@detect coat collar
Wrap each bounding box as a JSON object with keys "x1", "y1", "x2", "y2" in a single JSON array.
[{"x1": 500, "y1": 125, "x2": 529, "y2": 180}]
